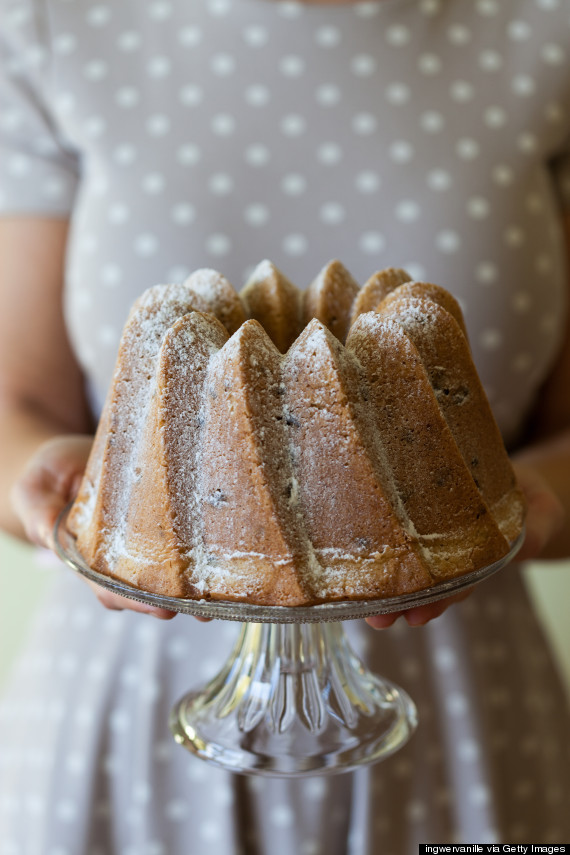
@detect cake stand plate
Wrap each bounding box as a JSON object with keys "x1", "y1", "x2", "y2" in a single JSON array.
[{"x1": 54, "y1": 507, "x2": 523, "y2": 777}]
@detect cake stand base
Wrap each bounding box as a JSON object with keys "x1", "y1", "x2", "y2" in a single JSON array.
[
  {"x1": 54, "y1": 506, "x2": 523, "y2": 778},
  {"x1": 169, "y1": 621, "x2": 417, "y2": 777}
]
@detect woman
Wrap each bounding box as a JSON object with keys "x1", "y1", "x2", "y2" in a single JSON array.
[{"x1": 1, "y1": 0, "x2": 569, "y2": 851}]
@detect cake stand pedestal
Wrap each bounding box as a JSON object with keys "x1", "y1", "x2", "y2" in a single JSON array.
[{"x1": 55, "y1": 508, "x2": 522, "y2": 777}]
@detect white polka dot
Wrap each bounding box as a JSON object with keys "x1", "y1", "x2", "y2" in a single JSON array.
[
  {"x1": 282, "y1": 174, "x2": 307, "y2": 195},
  {"x1": 420, "y1": 111, "x2": 445, "y2": 133},
  {"x1": 512, "y1": 353, "x2": 533, "y2": 373},
  {"x1": 200, "y1": 821, "x2": 222, "y2": 841},
  {"x1": 479, "y1": 49, "x2": 503, "y2": 71},
  {"x1": 436, "y1": 230, "x2": 461, "y2": 253},
  {"x1": 320, "y1": 202, "x2": 346, "y2": 225},
  {"x1": 542, "y1": 42, "x2": 566, "y2": 64},
  {"x1": 115, "y1": 87, "x2": 140, "y2": 108},
  {"x1": 283, "y1": 234, "x2": 308, "y2": 256},
  {"x1": 508, "y1": 19, "x2": 532, "y2": 40},
  {"x1": 360, "y1": 232, "x2": 385, "y2": 254},
  {"x1": 171, "y1": 203, "x2": 196, "y2": 225},
  {"x1": 132, "y1": 782, "x2": 152, "y2": 804},
  {"x1": 270, "y1": 804, "x2": 295, "y2": 827},
  {"x1": 385, "y1": 24, "x2": 411, "y2": 46},
  {"x1": 245, "y1": 144, "x2": 270, "y2": 166},
  {"x1": 317, "y1": 142, "x2": 343, "y2": 165},
  {"x1": 545, "y1": 102, "x2": 564, "y2": 123},
  {"x1": 446, "y1": 692, "x2": 468, "y2": 715},
  {"x1": 351, "y1": 54, "x2": 376, "y2": 76},
  {"x1": 484, "y1": 106, "x2": 507, "y2": 128},
  {"x1": 206, "y1": 234, "x2": 231, "y2": 255},
  {"x1": 86, "y1": 6, "x2": 112, "y2": 27},
  {"x1": 165, "y1": 799, "x2": 189, "y2": 821},
  {"x1": 476, "y1": 262, "x2": 498, "y2": 284},
  {"x1": 427, "y1": 169, "x2": 452, "y2": 191},
  {"x1": 142, "y1": 173, "x2": 165, "y2": 194},
  {"x1": 526, "y1": 193, "x2": 544, "y2": 214},
  {"x1": 434, "y1": 646, "x2": 457, "y2": 671},
  {"x1": 209, "y1": 173, "x2": 234, "y2": 195},
  {"x1": 480, "y1": 328, "x2": 503, "y2": 349},
  {"x1": 352, "y1": 113, "x2": 377, "y2": 135},
  {"x1": 389, "y1": 140, "x2": 414, "y2": 163},
  {"x1": 134, "y1": 233, "x2": 159, "y2": 256},
  {"x1": 450, "y1": 80, "x2": 474, "y2": 102},
  {"x1": 149, "y1": 1, "x2": 172, "y2": 20},
  {"x1": 280, "y1": 55, "x2": 305, "y2": 76},
  {"x1": 178, "y1": 26, "x2": 202, "y2": 47},
  {"x1": 512, "y1": 75, "x2": 536, "y2": 96},
  {"x1": 244, "y1": 204, "x2": 270, "y2": 226},
  {"x1": 117, "y1": 31, "x2": 142, "y2": 51},
  {"x1": 207, "y1": 0, "x2": 231, "y2": 14},
  {"x1": 355, "y1": 171, "x2": 381, "y2": 193},
  {"x1": 243, "y1": 25, "x2": 269, "y2": 47},
  {"x1": 407, "y1": 800, "x2": 427, "y2": 822},
  {"x1": 447, "y1": 24, "x2": 471, "y2": 44},
  {"x1": 518, "y1": 132, "x2": 537, "y2": 153},
  {"x1": 493, "y1": 165, "x2": 513, "y2": 186},
  {"x1": 315, "y1": 84, "x2": 341, "y2": 106},
  {"x1": 277, "y1": 1, "x2": 304, "y2": 17},
  {"x1": 477, "y1": 0, "x2": 499, "y2": 14},
  {"x1": 536, "y1": 254, "x2": 553, "y2": 275},
  {"x1": 146, "y1": 114, "x2": 170, "y2": 136},
  {"x1": 176, "y1": 143, "x2": 202, "y2": 166},
  {"x1": 53, "y1": 33, "x2": 77, "y2": 55},
  {"x1": 456, "y1": 138, "x2": 479, "y2": 160},
  {"x1": 147, "y1": 56, "x2": 171, "y2": 78},
  {"x1": 245, "y1": 85, "x2": 270, "y2": 107},
  {"x1": 83, "y1": 116, "x2": 106, "y2": 138},
  {"x1": 210, "y1": 53, "x2": 235, "y2": 76},
  {"x1": 56, "y1": 799, "x2": 77, "y2": 823},
  {"x1": 7, "y1": 154, "x2": 31, "y2": 176},
  {"x1": 315, "y1": 26, "x2": 341, "y2": 48},
  {"x1": 83, "y1": 60, "x2": 108, "y2": 81},
  {"x1": 420, "y1": 0, "x2": 442, "y2": 15},
  {"x1": 211, "y1": 114, "x2": 235, "y2": 136},
  {"x1": 385, "y1": 83, "x2": 410, "y2": 105},
  {"x1": 467, "y1": 197, "x2": 490, "y2": 219},
  {"x1": 512, "y1": 292, "x2": 532, "y2": 312},
  {"x1": 395, "y1": 200, "x2": 421, "y2": 223},
  {"x1": 505, "y1": 226, "x2": 525, "y2": 247},
  {"x1": 418, "y1": 53, "x2": 442, "y2": 75},
  {"x1": 281, "y1": 114, "x2": 306, "y2": 136},
  {"x1": 113, "y1": 144, "x2": 137, "y2": 165}
]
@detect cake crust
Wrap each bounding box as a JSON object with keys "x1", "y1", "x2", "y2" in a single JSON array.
[{"x1": 68, "y1": 262, "x2": 526, "y2": 605}]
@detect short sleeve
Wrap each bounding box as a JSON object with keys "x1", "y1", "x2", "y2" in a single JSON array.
[{"x1": 0, "y1": 0, "x2": 81, "y2": 217}]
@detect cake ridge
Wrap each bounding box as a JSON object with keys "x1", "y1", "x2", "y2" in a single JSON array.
[{"x1": 68, "y1": 260, "x2": 526, "y2": 605}]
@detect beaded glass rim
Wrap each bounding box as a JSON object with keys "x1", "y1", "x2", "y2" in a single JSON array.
[{"x1": 54, "y1": 504, "x2": 524, "y2": 624}]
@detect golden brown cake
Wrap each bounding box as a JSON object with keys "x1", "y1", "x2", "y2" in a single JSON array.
[{"x1": 68, "y1": 260, "x2": 525, "y2": 605}]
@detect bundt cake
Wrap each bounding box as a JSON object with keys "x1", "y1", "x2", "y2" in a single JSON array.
[{"x1": 68, "y1": 260, "x2": 525, "y2": 606}]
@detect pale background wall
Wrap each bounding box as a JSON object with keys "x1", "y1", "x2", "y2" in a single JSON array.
[{"x1": 1, "y1": 531, "x2": 570, "y2": 699}]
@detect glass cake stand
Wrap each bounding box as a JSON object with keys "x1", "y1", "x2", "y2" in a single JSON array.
[{"x1": 54, "y1": 506, "x2": 523, "y2": 777}]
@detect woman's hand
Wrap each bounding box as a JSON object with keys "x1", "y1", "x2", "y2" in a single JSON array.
[
  {"x1": 366, "y1": 460, "x2": 565, "y2": 631},
  {"x1": 11, "y1": 435, "x2": 177, "y2": 620}
]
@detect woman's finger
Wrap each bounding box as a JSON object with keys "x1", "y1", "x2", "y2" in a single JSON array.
[
  {"x1": 511, "y1": 462, "x2": 564, "y2": 562},
  {"x1": 366, "y1": 587, "x2": 473, "y2": 630}
]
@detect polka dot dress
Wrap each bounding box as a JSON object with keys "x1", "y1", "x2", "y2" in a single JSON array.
[{"x1": 1, "y1": 0, "x2": 570, "y2": 852}]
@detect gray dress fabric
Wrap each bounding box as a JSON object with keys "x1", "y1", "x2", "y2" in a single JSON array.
[{"x1": 1, "y1": 0, "x2": 570, "y2": 851}]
